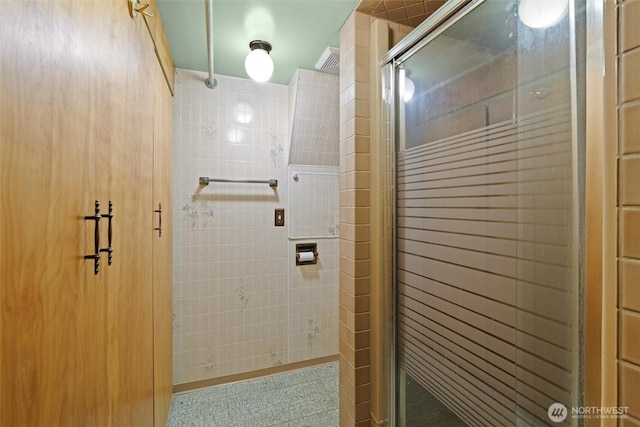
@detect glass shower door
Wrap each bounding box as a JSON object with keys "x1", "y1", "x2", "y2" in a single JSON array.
[{"x1": 394, "y1": 0, "x2": 581, "y2": 425}]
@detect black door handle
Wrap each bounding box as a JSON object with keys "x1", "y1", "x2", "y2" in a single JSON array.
[
  {"x1": 84, "y1": 200, "x2": 101, "y2": 275},
  {"x1": 100, "y1": 201, "x2": 114, "y2": 265},
  {"x1": 154, "y1": 203, "x2": 162, "y2": 237}
]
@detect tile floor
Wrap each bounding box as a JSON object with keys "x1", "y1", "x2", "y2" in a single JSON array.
[
  {"x1": 167, "y1": 363, "x2": 339, "y2": 427},
  {"x1": 403, "y1": 374, "x2": 467, "y2": 427}
]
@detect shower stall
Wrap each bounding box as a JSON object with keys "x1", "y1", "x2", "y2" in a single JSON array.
[{"x1": 384, "y1": 0, "x2": 586, "y2": 425}]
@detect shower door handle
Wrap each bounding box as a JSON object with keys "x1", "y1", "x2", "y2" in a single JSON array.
[{"x1": 154, "y1": 203, "x2": 162, "y2": 237}]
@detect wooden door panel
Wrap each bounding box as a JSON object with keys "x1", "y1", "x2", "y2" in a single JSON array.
[
  {"x1": 1, "y1": 2, "x2": 156, "y2": 425},
  {"x1": 152, "y1": 53, "x2": 173, "y2": 427},
  {"x1": 0, "y1": 2, "x2": 109, "y2": 425},
  {"x1": 103, "y1": 46, "x2": 155, "y2": 426},
  {"x1": 93, "y1": 2, "x2": 156, "y2": 426}
]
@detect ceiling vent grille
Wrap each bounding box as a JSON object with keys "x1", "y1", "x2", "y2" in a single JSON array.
[{"x1": 315, "y1": 47, "x2": 340, "y2": 73}]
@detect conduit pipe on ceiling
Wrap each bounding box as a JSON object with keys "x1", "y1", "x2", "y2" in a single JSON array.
[{"x1": 204, "y1": 0, "x2": 217, "y2": 89}]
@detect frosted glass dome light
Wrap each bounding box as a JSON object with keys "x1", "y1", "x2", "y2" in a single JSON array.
[
  {"x1": 245, "y1": 40, "x2": 274, "y2": 83},
  {"x1": 518, "y1": 0, "x2": 569, "y2": 29}
]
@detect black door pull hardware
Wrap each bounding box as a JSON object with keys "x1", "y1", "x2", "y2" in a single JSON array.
[
  {"x1": 84, "y1": 200, "x2": 101, "y2": 275},
  {"x1": 99, "y1": 201, "x2": 114, "y2": 265},
  {"x1": 154, "y1": 203, "x2": 162, "y2": 237}
]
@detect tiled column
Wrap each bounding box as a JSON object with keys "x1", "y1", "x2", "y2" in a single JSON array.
[
  {"x1": 617, "y1": 0, "x2": 640, "y2": 423},
  {"x1": 339, "y1": 11, "x2": 372, "y2": 427}
]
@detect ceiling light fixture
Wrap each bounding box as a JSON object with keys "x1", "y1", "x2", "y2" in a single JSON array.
[
  {"x1": 403, "y1": 75, "x2": 415, "y2": 103},
  {"x1": 518, "y1": 0, "x2": 569, "y2": 29},
  {"x1": 245, "y1": 40, "x2": 274, "y2": 83},
  {"x1": 400, "y1": 69, "x2": 415, "y2": 103}
]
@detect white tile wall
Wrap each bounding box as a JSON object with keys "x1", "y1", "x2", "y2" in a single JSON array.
[
  {"x1": 289, "y1": 70, "x2": 340, "y2": 166},
  {"x1": 172, "y1": 69, "x2": 339, "y2": 386},
  {"x1": 289, "y1": 166, "x2": 340, "y2": 238},
  {"x1": 288, "y1": 238, "x2": 340, "y2": 361},
  {"x1": 287, "y1": 165, "x2": 340, "y2": 361}
]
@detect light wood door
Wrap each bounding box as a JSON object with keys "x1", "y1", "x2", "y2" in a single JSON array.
[
  {"x1": 151, "y1": 51, "x2": 173, "y2": 427},
  {"x1": 0, "y1": 3, "x2": 108, "y2": 423},
  {"x1": 100, "y1": 7, "x2": 155, "y2": 427},
  {"x1": 0, "y1": 2, "x2": 156, "y2": 425}
]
